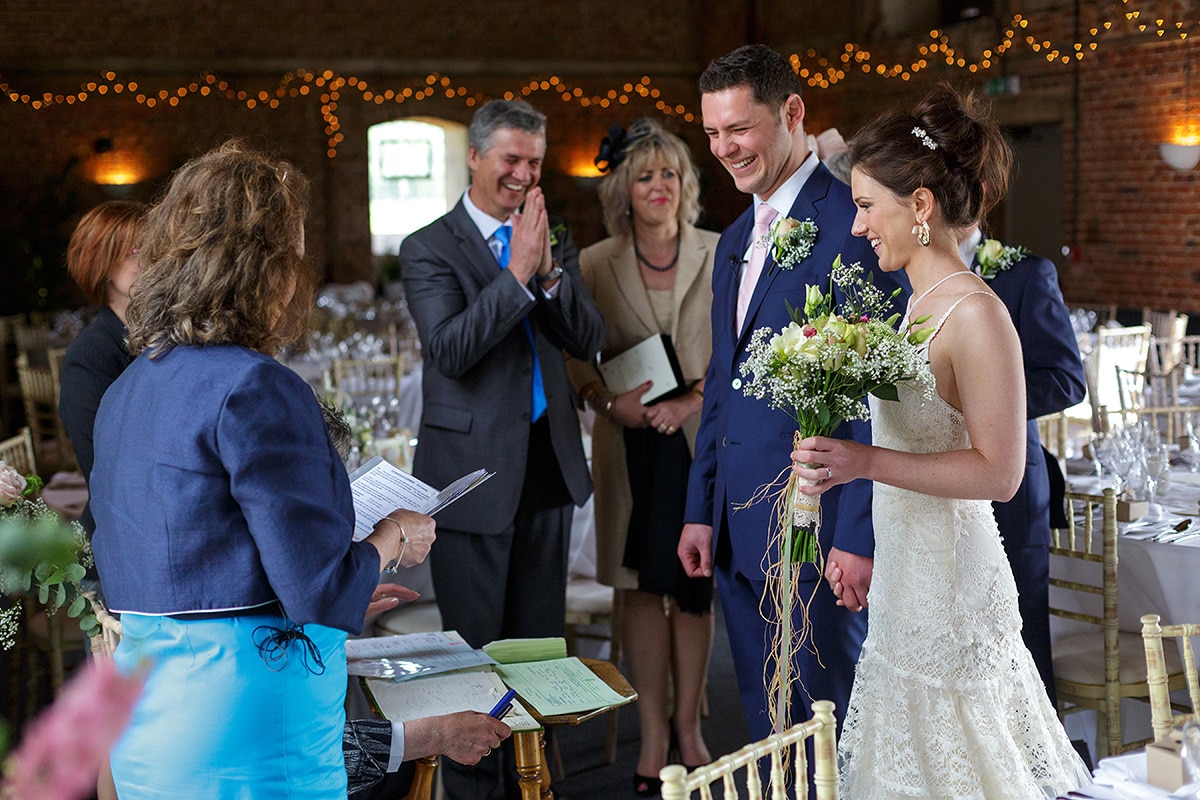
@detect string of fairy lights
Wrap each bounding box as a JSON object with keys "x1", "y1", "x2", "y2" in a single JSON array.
[{"x1": 1, "y1": 0, "x2": 1194, "y2": 158}]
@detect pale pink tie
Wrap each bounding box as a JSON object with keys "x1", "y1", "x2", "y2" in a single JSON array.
[{"x1": 737, "y1": 203, "x2": 779, "y2": 333}]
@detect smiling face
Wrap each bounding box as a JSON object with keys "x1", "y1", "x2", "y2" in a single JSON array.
[
  {"x1": 467, "y1": 126, "x2": 545, "y2": 221},
  {"x1": 850, "y1": 167, "x2": 919, "y2": 273},
  {"x1": 701, "y1": 85, "x2": 806, "y2": 200},
  {"x1": 628, "y1": 154, "x2": 681, "y2": 230}
]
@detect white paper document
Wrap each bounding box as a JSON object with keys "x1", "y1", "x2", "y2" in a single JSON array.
[
  {"x1": 345, "y1": 630, "x2": 497, "y2": 681},
  {"x1": 349, "y1": 456, "x2": 494, "y2": 541},
  {"x1": 496, "y1": 656, "x2": 630, "y2": 716},
  {"x1": 365, "y1": 670, "x2": 541, "y2": 732},
  {"x1": 597, "y1": 334, "x2": 685, "y2": 404}
]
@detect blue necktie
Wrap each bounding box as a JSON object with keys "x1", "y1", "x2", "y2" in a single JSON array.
[{"x1": 493, "y1": 226, "x2": 547, "y2": 422}]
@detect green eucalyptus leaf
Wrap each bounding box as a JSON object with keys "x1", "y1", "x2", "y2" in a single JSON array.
[
  {"x1": 68, "y1": 594, "x2": 87, "y2": 617},
  {"x1": 65, "y1": 563, "x2": 86, "y2": 582},
  {"x1": 55, "y1": 583, "x2": 67, "y2": 607},
  {"x1": 38, "y1": 583, "x2": 49, "y2": 604},
  {"x1": 871, "y1": 384, "x2": 900, "y2": 402},
  {"x1": 34, "y1": 562, "x2": 53, "y2": 582},
  {"x1": 79, "y1": 614, "x2": 97, "y2": 632}
]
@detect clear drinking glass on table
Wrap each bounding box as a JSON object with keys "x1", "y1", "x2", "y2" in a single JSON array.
[{"x1": 1182, "y1": 721, "x2": 1200, "y2": 794}]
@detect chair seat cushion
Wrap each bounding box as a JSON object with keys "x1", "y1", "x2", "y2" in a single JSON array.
[
  {"x1": 565, "y1": 577, "x2": 614, "y2": 616},
  {"x1": 1053, "y1": 630, "x2": 1184, "y2": 687}
]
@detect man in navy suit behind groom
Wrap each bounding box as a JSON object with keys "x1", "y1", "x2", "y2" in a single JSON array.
[
  {"x1": 678, "y1": 44, "x2": 907, "y2": 740},
  {"x1": 960, "y1": 223, "x2": 1087, "y2": 705}
]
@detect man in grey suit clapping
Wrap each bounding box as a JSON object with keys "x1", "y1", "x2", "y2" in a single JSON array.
[{"x1": 400, "y1": 98, "x2": 604, "y2": 800}]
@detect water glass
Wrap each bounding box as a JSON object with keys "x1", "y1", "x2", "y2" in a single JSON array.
[{"x1": 1182, "y1": 721, "x2": 1200, "y2": 789}]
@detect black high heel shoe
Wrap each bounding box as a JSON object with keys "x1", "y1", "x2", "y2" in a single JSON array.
[{"x1": 633, "y1": 773, "x2": 662, "y2": 797}]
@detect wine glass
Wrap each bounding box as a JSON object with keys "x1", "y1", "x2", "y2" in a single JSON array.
[
  {"x1": 1186, "y1": 413, "x2": 1200, "y2": 473},
  {"x1": 1144, "y1": 441, "x2": 1171, "y2": 514}
]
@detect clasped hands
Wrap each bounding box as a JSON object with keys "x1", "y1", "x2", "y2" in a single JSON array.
[
  {"x1": 506, "y1": 187, "x2": 558, "y2": 287},
  {"x1": 610, "y1": 380, "x2": 701, "y2": 435}
]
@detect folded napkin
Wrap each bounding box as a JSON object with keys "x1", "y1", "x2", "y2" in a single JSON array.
[{"x1": 1087, "y1": 752, "x2": 1200, "y2": 799}]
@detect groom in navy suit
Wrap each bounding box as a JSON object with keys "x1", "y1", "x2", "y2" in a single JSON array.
[
  {"x1": 960, "y1": 224, "x2": 1086, "y2": 705},
  {"x1": 679, "y1": 45, "x2": 906, "y2": 740}
]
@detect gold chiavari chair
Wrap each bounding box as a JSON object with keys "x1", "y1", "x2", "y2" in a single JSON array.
[
  {"x1": 1086, "y1": 325, "x2": 1152, "y2": 433},
  {"x1": 1050, "y1": 488, "x2": 1174, "y2": 757},
  {"x1": 1144, "y1": 310, "x2": 1189, "y2": 375},
  {"x1": 1140, "y1": 613, "x2": 1198, "y2": 743},
  {"x1": 0, "y1": 425, "x2": 36, "y2": 475},
  {"x1": 1122, "y1": 404, "x2": 1200, "y2": 445},
  {"x1": 659, "y1": 700, "x2": 838, "y2": 800},
  {"x1": 15, "y1": 352, "x2": 75, "y2": 472}
]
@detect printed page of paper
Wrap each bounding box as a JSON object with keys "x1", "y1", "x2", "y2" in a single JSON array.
[
  {"x1": 496, "y1": 656, "x2": 628, "y2": 715},
  {"x1": 366, "y1": 671, "x2": 541, "y2": 732},
  {"x1": 349, "y1": 456, "x2": 438, "y2": 541},
  {"x1": 345, "y1": 630, "x2": 496, "y2": 681},
  {"x1": 598, "y1": 334, "x2": 682, "y2": 403},
  {"x1": 423, "y1": 469, "x2": 495, "y2": 516}
]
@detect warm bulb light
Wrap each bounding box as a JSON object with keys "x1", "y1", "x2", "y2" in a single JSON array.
[{"x1": 85, "y1": 150, "x2": 150, "y2": 185}]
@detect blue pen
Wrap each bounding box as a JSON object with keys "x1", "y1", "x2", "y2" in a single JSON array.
[{"x1": 488, "y1": 688, "x2": 517, "y2": 719}]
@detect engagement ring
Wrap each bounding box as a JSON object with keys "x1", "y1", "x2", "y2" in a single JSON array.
[{"x1": 825, "y1": 466, "x2": 833, "y2": 481}]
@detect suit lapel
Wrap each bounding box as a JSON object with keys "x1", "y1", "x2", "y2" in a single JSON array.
[
  {"x1": 719, "y1": 209, "x2": 755, "y2": 349},
  {"x1": 447, "y1": 200, "x2": 505, "y2": 286},
  {"x1": 737, "y1": 166, "x2": 835, "y2": 348},
  {"x1": 608, "y1": 240, "x2": 658, "y2": 337},
  {"x1": 671, "y1": 226, "x2": 709, "y2": 341}
]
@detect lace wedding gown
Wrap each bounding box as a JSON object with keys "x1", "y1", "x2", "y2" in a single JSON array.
[{"x1": 838, "y1": 294, "x2": 1092, "y2": 799}]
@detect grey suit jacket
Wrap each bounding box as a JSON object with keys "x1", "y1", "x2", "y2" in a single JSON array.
[{"x1": 400, "y1": 199, "x2": 605, "y2": 534}]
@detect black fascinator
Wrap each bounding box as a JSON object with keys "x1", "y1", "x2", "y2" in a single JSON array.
[{"x1": 594, "y1": 124, "x2": 630, "y2": 173}]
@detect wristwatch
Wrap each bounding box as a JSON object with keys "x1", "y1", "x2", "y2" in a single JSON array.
[{"x1": 537, "y1": 260, "x2": 564, "y2": 284}]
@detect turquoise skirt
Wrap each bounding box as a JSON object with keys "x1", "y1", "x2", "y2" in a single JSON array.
[{"x1": 111, "y1": 611, "x2": 348, "y2": 799}]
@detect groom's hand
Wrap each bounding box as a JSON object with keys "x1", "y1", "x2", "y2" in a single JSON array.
[
  {"x1": 678, "y1": 523, "x2": 713, "y2": 578},
  {"x1": 826, "y1": 547, "x2": 872, "y2": 612}
]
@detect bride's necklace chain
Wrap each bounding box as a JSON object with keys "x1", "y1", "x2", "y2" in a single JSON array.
[
  {"x1": 633, "y1": 231, "x2": 681, "y2": 272},
  {"x1": 905, "y1": 270, "x2": 973, "y2": 324}
]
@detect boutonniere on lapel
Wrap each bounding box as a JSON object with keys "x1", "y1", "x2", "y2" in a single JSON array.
[
  {"x1": 760, "y1": 216, "x2": 818, "y2": 272},
  {"x1": 974, "y1": 238, "x2": 1028, "y2": 280},
  {"x1": 548, "y1": 221, "x2": 567, "y2": 248}
]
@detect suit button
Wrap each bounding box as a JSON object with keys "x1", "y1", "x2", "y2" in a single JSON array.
[
  {"x1": 731, "y1": 378, "x2": 742, "y2": 390},
  {"x1": 521, "y1": 411, "x2": 531, "y2": 422},
  {"x1": 722, "y1": 437, "x2": 728, "y2": 447}
]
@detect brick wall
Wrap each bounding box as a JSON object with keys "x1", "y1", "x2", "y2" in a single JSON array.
[{"x1": 0, "y1": 0, "x2": 1197, "y2": 313}]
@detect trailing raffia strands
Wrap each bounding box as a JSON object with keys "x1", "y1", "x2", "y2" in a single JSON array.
[{"x1": 737, "y1": 255, "x2": 933, "y2": 733}]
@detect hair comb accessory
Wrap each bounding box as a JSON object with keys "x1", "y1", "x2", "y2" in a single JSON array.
[
  {"x1": 911, "y1": 127, "x2": 938, "y2": 151},
  {"x1": 594, "y1": 124, "x2": 630, "y2": 173}
]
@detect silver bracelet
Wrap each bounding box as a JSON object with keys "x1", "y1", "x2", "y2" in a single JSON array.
[{"x1": 376, "y1": 517, "x2": 408, "y2": 574}]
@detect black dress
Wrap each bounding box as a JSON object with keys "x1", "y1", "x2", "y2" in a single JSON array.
[{"x1": 57, "y1": 305, "x2": 132, "y2": 537}]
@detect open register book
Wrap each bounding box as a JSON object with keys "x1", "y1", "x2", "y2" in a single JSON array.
[
  {"x1": 358, "y1": 633, "x2": 633, "y2": 731},
  {"x1": 348, "y1": 456, "x2": 493, "y2": 541}
]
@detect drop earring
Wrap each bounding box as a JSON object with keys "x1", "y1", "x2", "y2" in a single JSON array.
[{"x1": 911, "y1": 219, "x2": 931, "y2": 247}]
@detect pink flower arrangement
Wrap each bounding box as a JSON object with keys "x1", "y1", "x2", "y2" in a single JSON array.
[
  {"x1": 2, "y1": 660, "x2": 143, "y2": 800},
  {"x1": 0, "y1": 463, "x2": 26, "y2": 508}
]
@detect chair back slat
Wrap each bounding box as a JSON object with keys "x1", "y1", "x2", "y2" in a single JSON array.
[
  {"x1": 1141, "y1": 614, "x2": 1200, "y2": 741},
  {"x1": 660, "y1": 700, "x2": 838, "y2": 800},
  {"x1": 0, "y1": 426, "x2": 37, "y2": 476}
]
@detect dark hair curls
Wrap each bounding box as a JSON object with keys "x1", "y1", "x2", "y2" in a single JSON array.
[{"x1": 848, "y1": 83, "x2": 1012, "y2": 227}]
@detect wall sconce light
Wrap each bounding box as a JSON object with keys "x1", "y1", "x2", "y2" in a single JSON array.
[
  {"x1": 1161, "y1": 33, "x2": 1200, "y2": 171},
  {"x1": 566, "y1": 150, "x2": 605, "y2": 190},
  {"x1": 84, "y1": 137, "x2": 150, "y2": 195}
]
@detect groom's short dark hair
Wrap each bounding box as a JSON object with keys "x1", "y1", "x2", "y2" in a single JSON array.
[{"x1": 699, "y1": 44, "x2": 803, "y2": 111}]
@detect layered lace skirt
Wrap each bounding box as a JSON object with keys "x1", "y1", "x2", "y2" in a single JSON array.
[{"x1": 838, "y1": 488, "x2": 1091, "y2": 799}]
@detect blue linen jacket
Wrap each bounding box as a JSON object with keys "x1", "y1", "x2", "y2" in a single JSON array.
[{"x1": 90, "y1": 344, "x2": 380, "y2": 634}]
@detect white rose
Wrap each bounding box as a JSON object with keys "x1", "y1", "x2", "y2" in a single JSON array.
[
  {"x1": 0, "y1": 463, "x2": 26, "y2": 508},
  {"x1": 978, "y1": 239, "x2": 1004, "y2": 265}
]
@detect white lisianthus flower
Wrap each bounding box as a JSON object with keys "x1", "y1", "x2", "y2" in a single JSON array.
[{"x1": 0, "y1": 462, "x2": 27, "y2": 508}]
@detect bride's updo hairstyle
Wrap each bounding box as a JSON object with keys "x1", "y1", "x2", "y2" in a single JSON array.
[{"x1": 848, "y1": 83, "x2": 1012, "y2": 226}]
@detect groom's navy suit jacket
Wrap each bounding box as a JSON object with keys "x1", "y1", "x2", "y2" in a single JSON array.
[
  {"x1": 683, "y1": 161, "x2": 907, "y2": 738},
  {"x1": 976, "y1": 251, "x2": 1086, "y2": 702},
  {"x1": 685, "y1": 162, "x2": 904, "y2": 580}
]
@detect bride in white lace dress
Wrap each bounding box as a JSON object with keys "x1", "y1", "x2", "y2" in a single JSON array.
[{"x1": 793, "y1": 86, "x2": 1091, "y2": 799}]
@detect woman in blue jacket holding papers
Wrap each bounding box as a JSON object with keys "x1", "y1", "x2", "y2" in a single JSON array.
[{"x1": 89, "y1": 140, "x2": 436, "y2": 800}]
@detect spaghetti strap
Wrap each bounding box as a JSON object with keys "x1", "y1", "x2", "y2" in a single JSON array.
[{"x1": 927, "y1": 290, "x2": 998, "y2": 345}]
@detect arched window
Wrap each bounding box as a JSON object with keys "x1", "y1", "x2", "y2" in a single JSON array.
[{"x1": 367, "y1": 118, "x2": 468, "y2": 257}]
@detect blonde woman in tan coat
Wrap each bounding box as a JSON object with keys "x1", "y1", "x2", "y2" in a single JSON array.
[{"x1": 568, "y1": 119, "x2": 718, "y2": 796}]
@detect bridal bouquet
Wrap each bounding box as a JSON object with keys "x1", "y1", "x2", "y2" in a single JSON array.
[
  {"x1": 0, "y1": 461, "x2": 97, "y2": 650},
  {"x1": 738, "y1": 255, "x2": 931, "y2": 731},
  {"x1": 740, "y1": 255, "x2": 933, "y2": 564}
]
